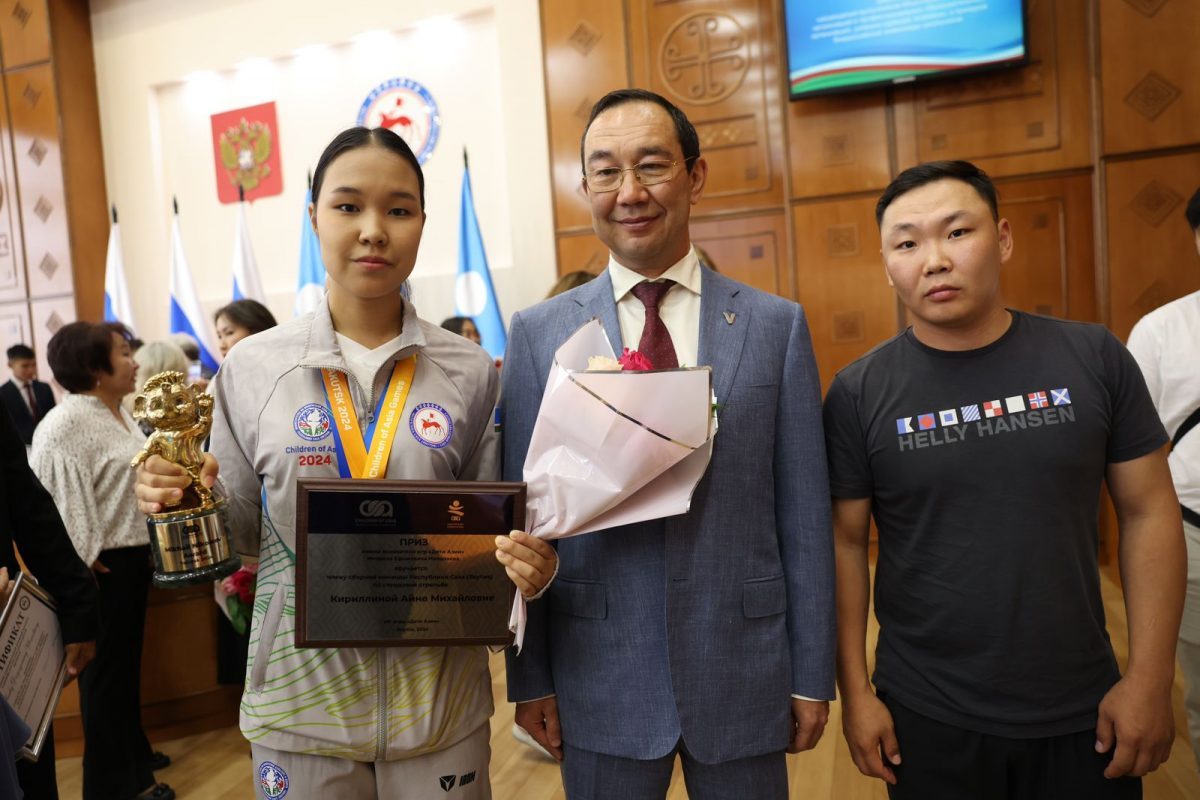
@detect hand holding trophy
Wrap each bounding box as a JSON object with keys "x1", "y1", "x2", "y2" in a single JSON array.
[{"x1": 131, "y1": 371, "x2": 240, "y2": 587}]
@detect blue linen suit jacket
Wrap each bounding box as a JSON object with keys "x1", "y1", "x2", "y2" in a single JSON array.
[{"x1": 502, "y1": 266, "x2": 835, "y2": 764}]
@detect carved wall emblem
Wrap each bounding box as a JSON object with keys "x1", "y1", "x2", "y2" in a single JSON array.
[
  {"x1": 1124, "y1": 72, "x2": 1180, "y2": 121},
  {"x1": 1130, "y1": 180, "x2": 1182, "y2": 227},
  {"x1": 694, "y1": 115, "x2": 757, "y2": 150},
  {"x1": 11, "y1": 2, "x2": 30, "y2": 28},
  {"x1": 33, "y1": 196, "x2": 52, "y2": 222},
  {"x1": 827, "y1": 224, "x2": 859, "y2": 258},
  {"x1": 45, "y1": 310, "x2": 64, "y2": 334},
  {"x1": 567, "y1": 20, "x2": 601, "y2": 56},
  {"x1": 659, "y1": 13, "x2": 749, "y2": 106},
  {"x1": 1134, "y1": 279, "x2": 1171, "y2": 314},
  {"x1": 38, "y1": 253, "x2": 57, "y2": 279},
  {"x1": 573, "y1": 96, "x2": 593, "y2": 123},
  {"x1": 832, "y1": 311, "x2": 865, "y2": 343},
  {"x1": 27, "y1": 138, "x2": 46, "y2": 166},
  {"x1": 1123, "y1": 0, "x2": 1170, "y2": 17},
  {"x1": 821, "y1": 134, "x2": 853, "y2": 166}
]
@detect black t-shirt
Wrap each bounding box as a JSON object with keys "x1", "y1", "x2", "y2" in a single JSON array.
[{"x1": 823, "y1": 311, "x2": 1168, "y2": 738}]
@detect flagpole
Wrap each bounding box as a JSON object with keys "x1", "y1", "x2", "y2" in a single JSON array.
[{"x1": 169, "y1": 197, "x2": 221, "y2": 370}]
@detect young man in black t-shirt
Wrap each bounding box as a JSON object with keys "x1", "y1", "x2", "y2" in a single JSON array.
[{"x1": 825, "y1": 160, "x2": 1186, "y2": 799}]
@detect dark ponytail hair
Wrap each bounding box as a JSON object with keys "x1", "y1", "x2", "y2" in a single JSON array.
[{"x1": 311, "y1": 127, "x2": 425, "y2": 209}]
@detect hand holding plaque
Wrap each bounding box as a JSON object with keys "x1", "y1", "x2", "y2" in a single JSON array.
[{"x1": 131, "y1": 371, "x2": 240, "y2": 587}]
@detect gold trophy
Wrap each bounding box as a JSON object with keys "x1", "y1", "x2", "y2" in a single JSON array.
[{"x1": 131, "y1": 371, "x2": 240, "y2": 587}]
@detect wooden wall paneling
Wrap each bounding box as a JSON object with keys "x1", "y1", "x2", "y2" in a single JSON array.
[
  {"x1": 0, "y1": 71, "x2": 24, "y2": 305},
  {"x1": 141, "y1": 586, "x2": 221, "y2": 702},
  {"x1": 5, "y1": 64, "x2": 73, "y2": 301},
  {"x1": 893, "y1": 0, "x2": 1092, "y2": 178},
  {"x1": 49, "y1": 0, "x2": 107, "y2": 322},
  {"x1": 994, "y1": 172, "x2": 1096, "y2": 322},
  {"x1": 627, "y1": 0, "x2": 786, "y2": 215},
  {"x1": 1100, "y1": 0, "x2": 1200, "y2": 156},
  {"x1": 555, "y1": 231, "x2": 608, "y2": 279},
  {"x1": 787, "y1": 90, "x2": 892, "y2": 201},
  {"x1": 792, "y1": 196, "x2": 898, "y2": 393},
  {"x1": 690, "y1": 211, "x2": 788, "y2": 298},
  {"x1": 540, "y1": 0, "x2": 629, "y2": 237},
  {"x1": 1105, "y1": 152, "x2": 1200, "y2": 340},
  {"x1": 0, "y1": 0, "x2": 49, "y2": 71}
]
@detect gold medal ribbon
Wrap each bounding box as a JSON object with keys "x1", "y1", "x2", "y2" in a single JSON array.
[{"x1": 321, "y1": 355, "x2": 417, "y2": 479}]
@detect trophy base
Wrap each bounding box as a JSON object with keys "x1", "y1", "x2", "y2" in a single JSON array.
[
  {"x1": 152, "y1": 554, "x2": 242, "y2": 588},
  {"x1": 148, "y1": 501, "x2": 241, "y2": 588}
]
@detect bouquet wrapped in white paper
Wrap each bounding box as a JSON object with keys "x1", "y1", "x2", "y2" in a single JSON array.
[{"x1": 509, "y1": 318, "x2": 717, "y2": 647}]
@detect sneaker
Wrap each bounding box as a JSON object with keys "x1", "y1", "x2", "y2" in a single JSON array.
[{"x1": 511, "y1": 723, "x2": 557, "y2": 761}]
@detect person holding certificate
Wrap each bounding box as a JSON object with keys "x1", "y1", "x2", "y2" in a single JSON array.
[
  {"x1": 0, "y1": 401, "x2": 97, "y2": 800},
  {"x1": 135, "y1": 127, "x2": 556, "y2": 800}
]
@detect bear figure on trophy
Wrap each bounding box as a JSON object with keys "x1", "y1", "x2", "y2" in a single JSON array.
[{"x1": 131, "y1": 371, "x2": 240, "y2": 587}]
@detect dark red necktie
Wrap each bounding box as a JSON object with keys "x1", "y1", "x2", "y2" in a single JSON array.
[
  {"x1": 630, "y1": 280, "x2": 678, "y2": 369},
  {"x1": 25, "y1": 383, "x2": 37, "y2": 419}
]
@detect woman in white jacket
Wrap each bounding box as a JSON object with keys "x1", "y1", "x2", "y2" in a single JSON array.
[{"x1": 135, "y1": 127, "x2": 555, "y2": 799}]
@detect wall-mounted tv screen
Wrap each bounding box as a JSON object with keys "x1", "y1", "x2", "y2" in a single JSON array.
[{"x1": 784, "y1": 0, "x2": 1027, "y2": 100}]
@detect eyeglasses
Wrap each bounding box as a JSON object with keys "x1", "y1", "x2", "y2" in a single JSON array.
[{"x1": 582, "y1": 159, "x2": 692, "y2": 192}]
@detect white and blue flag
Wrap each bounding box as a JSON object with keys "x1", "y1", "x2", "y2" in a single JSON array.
[
  {"x1": 169, "y1": 205, "x2": 220, "y2": 372},
  {"x1": 455, "y1": 152, "x2": 506, "y2": 359},
  {"x1": 232, "y1": 199, "x2": 266, "y2": 303},
  {"x1": 103, "y1": 206, "x2": 137, "y2": 332},
  {"x1": 294, "y1": 187, "x2": 325, "y2": 317}
]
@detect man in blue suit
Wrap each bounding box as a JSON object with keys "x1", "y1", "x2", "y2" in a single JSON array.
[{"x1": 502, "y1": 88, "x2": 835, "y2": 798}]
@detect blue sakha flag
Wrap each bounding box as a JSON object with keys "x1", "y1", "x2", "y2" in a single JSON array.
[
  {"x1": 294, "y1": 184, "x2": 325, "y2": 316},
  {"x1": 455, "y1": 150, "x2": 506, "y2": 359},
  {"x1": 231, "y1": 196, "x2": 266, "y2": 303},
  {"x1": 168, "y1": 202, "x2": 220, "y2": 372},
  {"x1": 103, "y1": 205, "x2": 137, "y2": 333}
]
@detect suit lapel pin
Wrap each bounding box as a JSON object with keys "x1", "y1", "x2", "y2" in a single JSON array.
[{"x1": 723, "y1": 311, "x2": 736, "y2": 325}]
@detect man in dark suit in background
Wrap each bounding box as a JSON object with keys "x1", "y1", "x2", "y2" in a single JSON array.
[
  {"x1": 2, "y1": 344, "x2": 56, "y2": 446},
  {"x1": 0, "y1": 395, "x2": 97, "y2": 798}
]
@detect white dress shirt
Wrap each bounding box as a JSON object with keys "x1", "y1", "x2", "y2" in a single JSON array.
[{"x1": 608, "y1": 248, "x2": 702, "y2": 366}]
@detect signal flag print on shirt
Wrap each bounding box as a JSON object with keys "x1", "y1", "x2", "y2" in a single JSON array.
[{"x1": 894, "y1": 386, "x2": 1072, "y2": 435}]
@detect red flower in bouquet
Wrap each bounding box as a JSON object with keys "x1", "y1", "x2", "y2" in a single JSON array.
[
  {"x1": 218, "y1": 563, "x2": 259, "y2": 634},
  {"x1": 618, "y1": 348, "x2": 654, "y2": 372}
]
